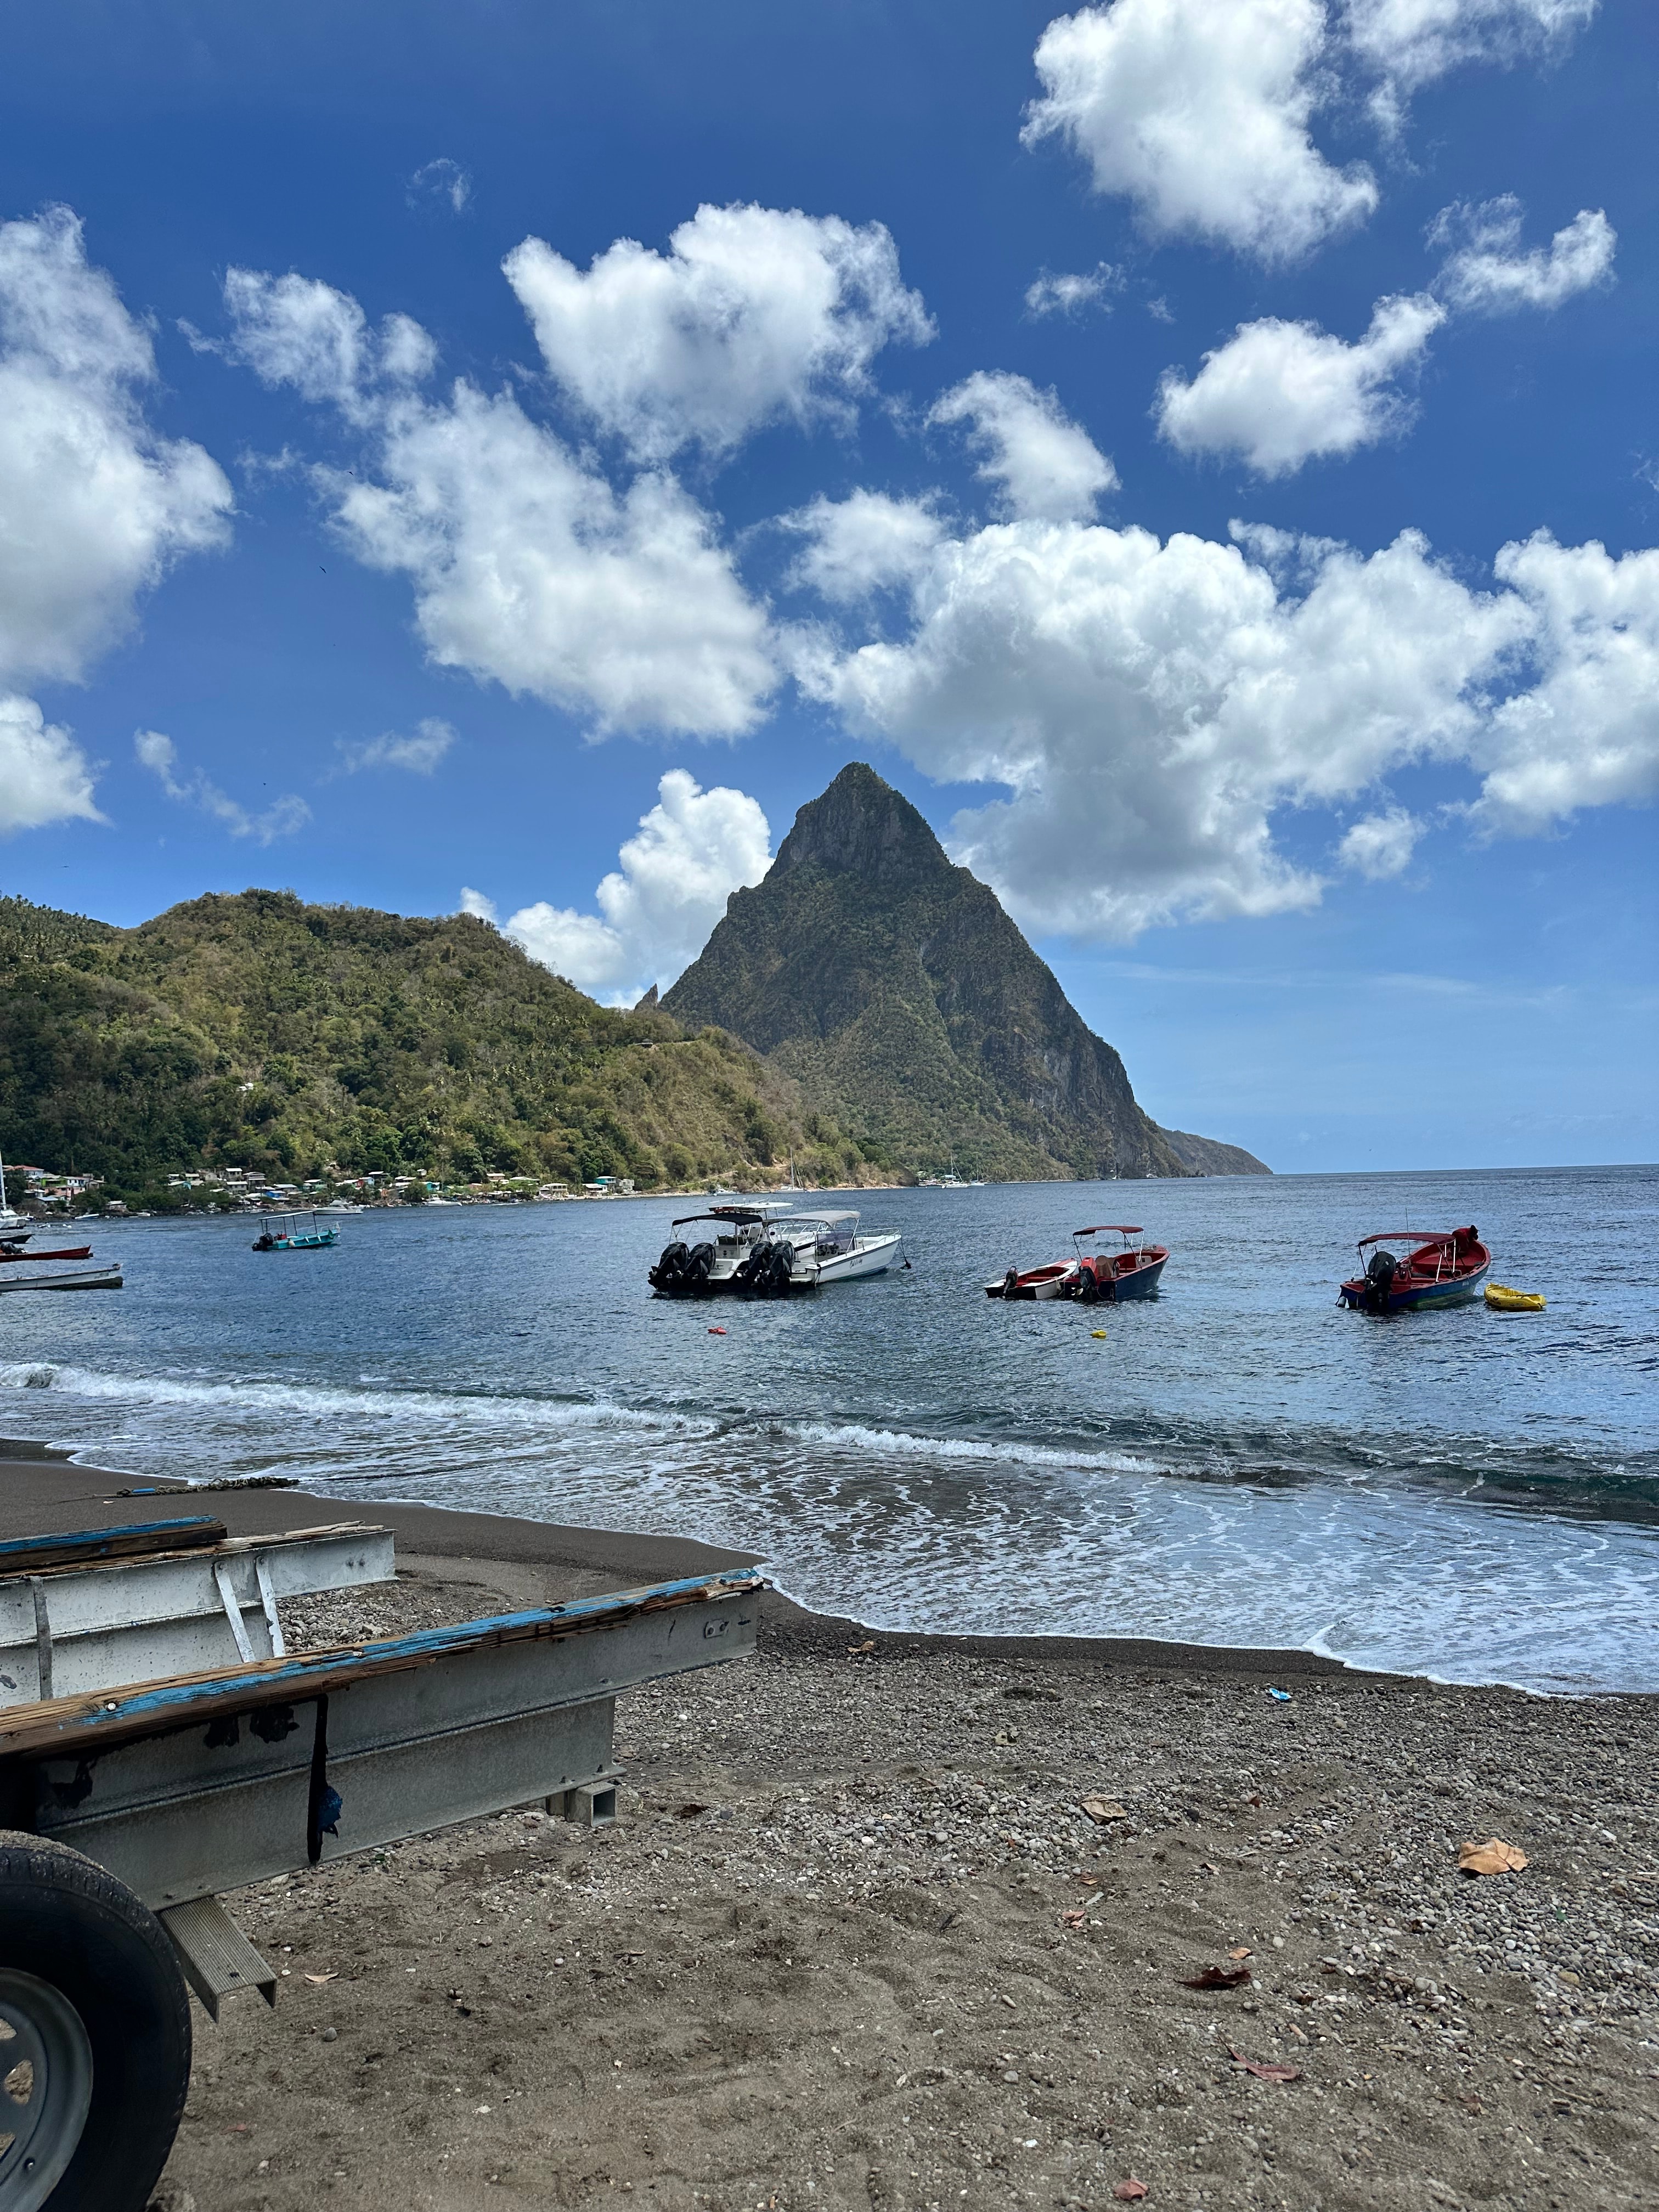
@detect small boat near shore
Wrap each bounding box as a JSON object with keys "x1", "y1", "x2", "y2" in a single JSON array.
[
  {"x1": 649, "y1": 1203, "x2": 902, "y2": 1297},
  {"x1": 1338, "y1": 1227, "x2": 1490, "y2": 1313},
  {"x1": 0, "y1": 1244, "x2": 92, "y2": 1263},
  {"x1": 986, "y1": 1225, "x2": 1170, "y2": 1303},
  {"x1": 0, "y1": 1263, "x2": 122, "y2": 1293},
  {"x1": 252, "y1": 1209, "x2": 338, "y2": 1252}
]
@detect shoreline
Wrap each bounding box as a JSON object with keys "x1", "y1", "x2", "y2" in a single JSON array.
[
  {"x1": 4, "y1": 1438, "x2": 1654, "y2": 1699},
  {"x1": 0, "y1": 1440, "x2": 1366, "y2": 1686}
]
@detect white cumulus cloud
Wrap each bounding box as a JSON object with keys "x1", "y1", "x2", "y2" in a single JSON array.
[
  {"x1": 0, "y1": 695, "x2": 103, "y2": 834},
  {"x1": 1156, "y1": 292, "x2": 1446, "y2": 475},
  {"x1": 930, "y1": 371, "x2": 1118, "y2": 521},
  {"x1": 135, "y1": 729, "x2": 309, "y2": 843},
  {"x1": 782, "y1": 490, "x2": 946, "y2": 605},
  {"x1": 1431, "y1": 197, "x2": 1615, "y2": 313},
  {"x1": 0, "y1": 207, "x2": 232, "y2": 833},
  {"x1": 216, "y1": 262, "x2": 778, "y2": 737},
  {"x1": 335, "y1": 383, "x2": 776, "y2": 736},
  {"x1": 213, "y1": 269, "x2": 437, "y2": 423},
  {"x1": 1023, "y1": 0, "x2": 1378, "y2": 263},
  {"x1": 503, "y1": 203, "x2": 933, "y2": 463},
  {"x1": 465, "y1": 770, "x2": 772, "y2": 1003},
  {"x1": 795, "y1": 511, "x2": 1539, "y2": 939},
  {"x1": 1344, "y1": 0, "x2": 1597, "y2": 125},
  {"x1": 1474, "y1": 533, "x2": 1659, "y2": 833},
  {"x1": 335, "y1": 718, "x2": 456, "y2": 775},
  {"x1": 1339, "y1": 806, "x2": 1422, "y2": 877}
]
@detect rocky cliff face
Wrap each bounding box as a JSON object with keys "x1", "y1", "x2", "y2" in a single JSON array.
[{"x1": 664, "y1": 764, "x2": 1266, "y2": 1180}]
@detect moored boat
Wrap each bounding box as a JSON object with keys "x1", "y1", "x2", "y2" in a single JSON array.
[
  {"x1": 252, "y1": 1209, "x2": 338, "y2": 1252},
  {"x1": 772, "y1": 1210, "x2": 904, "y2": 1286},
  {"x1": 0, "y1": 1264, "x2": 122, "y2": 1293},
  {"x1": 1338, "y1": 1227, "x2": 1490, "y2": 1313},
  {"x1": 986, "y1": 1224, "x2": 1170, "y2": 1302},
  {"x1": 649, "y1": 1203, "x2": 902, "y2": 1296}
]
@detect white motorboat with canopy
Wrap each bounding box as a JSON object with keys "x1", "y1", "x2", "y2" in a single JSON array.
[
  {"x1": 770, "y1": 1210, "x2": 904, "y2": 1286},
  {"x1": 649, "y1": 1203, "x2": 902, "y2": 1297}
]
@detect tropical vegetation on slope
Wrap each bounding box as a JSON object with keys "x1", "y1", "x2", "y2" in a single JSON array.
[{"x1": 0, "y1": 890, "x2": 877, "y2": 1202}]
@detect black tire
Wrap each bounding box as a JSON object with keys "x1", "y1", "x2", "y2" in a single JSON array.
[{"x1": 0, "y1": 1831, "x2": 191, "y2": 2212}]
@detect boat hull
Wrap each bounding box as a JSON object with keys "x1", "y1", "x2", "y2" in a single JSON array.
[
  {"x1": 985, "y1": 1263, "x2": 1076, "y2": 1300},
  {"x1": 1098, "y1": 1253, "x2": 1167, "y2": 1301},
  {"x1": 0, "y1": 1266, "x2": 122, "y2": 1293},
  {"x1": 810, "y1": 1234, "x2": 902, "y2": 1284},
  {"x1": 1338, "y1": 1255, "x2": 1489, "y2": 1312}
]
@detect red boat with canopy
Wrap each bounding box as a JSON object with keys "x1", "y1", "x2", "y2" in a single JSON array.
[
  {"x1": 986, "y1": 1226, "x2": 1170, "y2": 1303},
  {"x1": 1338, "y1": 1226, "x2": 1491, "y2": 1314}
]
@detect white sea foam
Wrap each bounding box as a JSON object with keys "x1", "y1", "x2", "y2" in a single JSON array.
[
  {"x1": 0, "y1": 1361, "x2": 713, "y2": 1439},
  {"x1": 783, "y1": 1419, "x2": 1160, "y2": 1476}
]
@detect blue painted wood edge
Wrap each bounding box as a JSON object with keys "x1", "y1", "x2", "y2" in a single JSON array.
[{"x1": 0, "y1": 1517, "x2": 221, "y2": 1561}]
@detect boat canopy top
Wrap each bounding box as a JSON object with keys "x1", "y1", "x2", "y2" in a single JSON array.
[
  {"x1": 669, "y1": 1203, "x2": 785, "y2": 1230},
  {"x1": 1074, "y1": 1224, "x2": 1143, "y2": 1237},
  {"x1": 777, "y1": 1209, "x2": 859, "y2": 1227},
  {"x1": 1355, "y1": 1226, "x2": 1478, "y2": 1249}
]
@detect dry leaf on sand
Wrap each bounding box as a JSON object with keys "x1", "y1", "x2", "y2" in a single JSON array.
[
  {"x1": 302, "y1": 1972, "x2": 338, "y2": 1985},
  {"x1": 1113, "y1": 2181, "x2": 1149, "y2": 2203},
  {"x1": 1229, "y1": 2046, "x2": 1301, "y2": 2083},
  {"x1": 1228, "y1": 1945, "x2": 1253, "y2": 1960},
  {"x1": 847, "y1": 1640, "x2": 876, "y2": 1657},
  {"x1": 1459, "y1": 1838, "x2": 1527, "y2": 1876},
  {"x1": 1080, "y1": 1796, "x2": 1129, "y2": 1824},
  {"x1": 1181, "y1": 1965, "x2": 1251, "y2": 1990}
]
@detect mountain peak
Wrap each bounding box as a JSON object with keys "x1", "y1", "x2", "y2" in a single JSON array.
[{"x1": 771, "y1": 763, "x2": 957, "y2": 889}]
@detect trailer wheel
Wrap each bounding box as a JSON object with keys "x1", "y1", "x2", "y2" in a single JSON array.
[{"x1": 0, "y1": 1832, "x2": 191, "y2": 2212}]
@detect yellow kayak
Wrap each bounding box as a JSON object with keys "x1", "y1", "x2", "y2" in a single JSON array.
[{"x1": 1486, "y1": 1283, "x2": 1545, "y2": 1313}]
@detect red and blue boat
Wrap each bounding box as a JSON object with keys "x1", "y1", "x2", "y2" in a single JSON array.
[
  {"x1": 987, "y1": 1225, "x2": 1170, "y2": 1303},
  {"x1": 1338, "y1": 1226, "x2": 1491, "y2": 1314}
]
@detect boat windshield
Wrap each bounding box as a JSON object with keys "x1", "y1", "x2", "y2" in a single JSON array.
[{"x1": 775, "y1": 1211, "x2": 859, "y2": 1252}]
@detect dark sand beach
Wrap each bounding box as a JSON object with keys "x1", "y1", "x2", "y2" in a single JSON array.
[{"x1": 2, "y1": 1451, "x2": 1656, "y2": 2211}]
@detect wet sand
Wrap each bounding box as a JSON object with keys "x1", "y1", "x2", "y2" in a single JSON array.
[{"x1": 1, "y1": 1452, "x2": 1655, "y2": 2210}]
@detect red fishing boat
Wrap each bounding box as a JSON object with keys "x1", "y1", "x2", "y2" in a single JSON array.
[
  {"x1": 1338, "y1": 1226, "x2": 1491, "y2": 1314},
  {"x1": 986, "y1": 1225, "x2": 1170, "y2": 1302}
]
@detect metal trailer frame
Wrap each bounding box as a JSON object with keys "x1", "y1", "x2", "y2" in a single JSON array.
[
  {"x1": 0, "y1": 1568, "x2": 760, "y2": 1909},
  {"x1": 0, "y1": 1522, "x2": 396, "y2": 1705},
  {"x1": 0, "y1": 1563, "x2": 759, "y2": 2207}
]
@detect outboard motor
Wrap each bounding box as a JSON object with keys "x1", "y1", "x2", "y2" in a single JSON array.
[
  {"x1": 648, "y1": 1239, "x2": 689, "y2": 1295},
  {"x1": 682, "y1": 1241, "x2": 715, "y2": 1294},
  {"x1": 1364, "y1": 1248, "x2": 1398, "y2": 1313},
  {"x1": 740, "y1": 1238, "x2": 794, "y2": 1297}
]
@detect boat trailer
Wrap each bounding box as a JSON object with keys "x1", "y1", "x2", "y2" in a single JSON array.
[{"x1": 0, "y1": 1514, "x2": 759, "y2": 2211}]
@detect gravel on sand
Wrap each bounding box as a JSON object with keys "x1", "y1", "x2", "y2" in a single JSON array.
[{"x1": 151, "y1": 1565, "x2": 1659, "y2": 2212}]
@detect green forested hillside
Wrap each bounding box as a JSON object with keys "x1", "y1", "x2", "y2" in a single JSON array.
[{"x1": 0, "y1": 890, "x2": 875, "y2": 1198}]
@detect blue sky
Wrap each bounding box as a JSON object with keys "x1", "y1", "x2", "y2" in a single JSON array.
[{"x1": 0, "y1": 0, "x2": 1654, "y2": 1172}]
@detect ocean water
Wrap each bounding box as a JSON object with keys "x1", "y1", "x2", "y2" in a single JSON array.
[{"x1": 2, "y1": 1165, "x2": 1655, "y2": 1694}]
